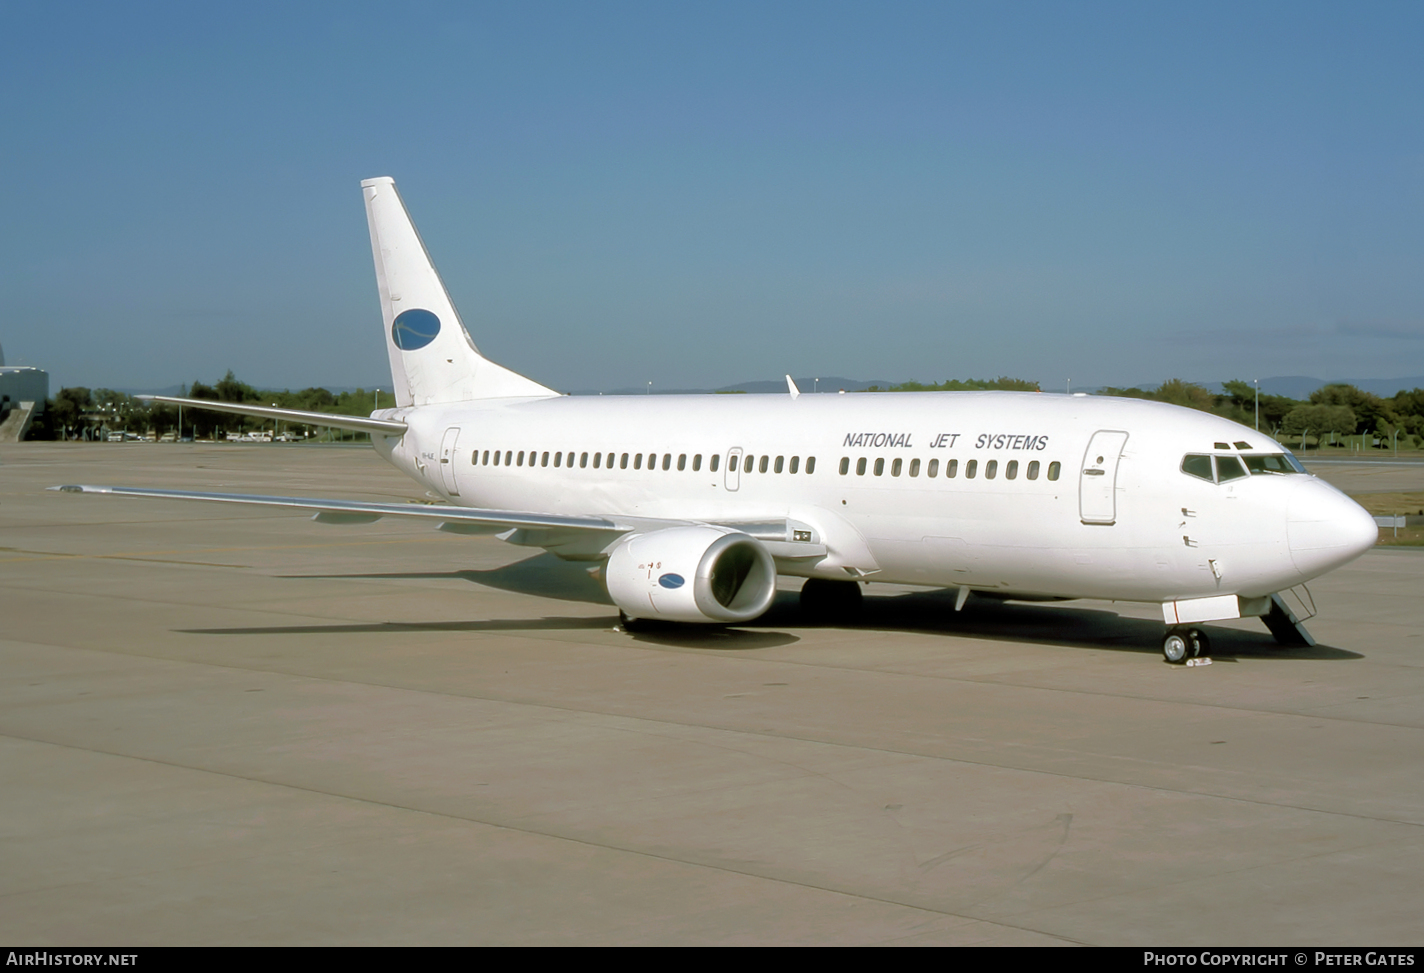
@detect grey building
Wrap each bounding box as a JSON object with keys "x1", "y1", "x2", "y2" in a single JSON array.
[{"x1": 0, "y1": 341, "x2": 50, "y2": 442}]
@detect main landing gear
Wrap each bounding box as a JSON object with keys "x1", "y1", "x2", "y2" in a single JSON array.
[
  {"x1": 1162, "y1": 627, "x2": 1210, "y2": 664},
  {"x1": 799, "y1": 578, "x2": 863, "y2": 623}
]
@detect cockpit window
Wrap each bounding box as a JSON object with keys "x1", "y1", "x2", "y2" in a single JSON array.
[
  {"x1": 1184, "y1": 451, "x2": 1306, "y2": 483},
  {"x1": 1181, "y1": 454, "x2": 1214, "y2": 481},
  {"x1": 1243, "y1": 453, "x2": 1306, "y2": 475},
  {"x1": 1216, "y1": 456, "x2": 1248, "y2": 482}
]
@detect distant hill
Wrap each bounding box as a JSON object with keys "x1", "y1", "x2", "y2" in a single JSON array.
[{"x1": 1088, "y1": 376, "x2": 1424, "y2": 400}]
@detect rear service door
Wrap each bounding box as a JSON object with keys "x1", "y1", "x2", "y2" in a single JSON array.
[
  {"x1": 1079, "y1": 430, "x2": 1128, "y2": 525},
  {"x1": 439, "y1": 426, "x2": 461, "y2": 496}
]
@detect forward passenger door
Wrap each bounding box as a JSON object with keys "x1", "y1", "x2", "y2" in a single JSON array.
[{"x1": 1079, "y1": 430, "x2": 1128, "y2": 524}]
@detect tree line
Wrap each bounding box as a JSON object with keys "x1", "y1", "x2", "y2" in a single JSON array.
[
  {"x1": 27, "y1": 372, "x2": 386, "y2": 441},
  {"x1": 22, "y1": 372, "x2": 1424, "y2": 450},
  {"x1": 864, "y1": 376, "x2": 1424, "y2": 450}
]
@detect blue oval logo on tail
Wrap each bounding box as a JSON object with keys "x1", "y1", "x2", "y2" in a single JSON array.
[
  {"x1": 392, "y1": 308, "x2": 441, "y2": 350},
  {"x1": 658, "y1": 573, "x2": 685, "y2": 589}
]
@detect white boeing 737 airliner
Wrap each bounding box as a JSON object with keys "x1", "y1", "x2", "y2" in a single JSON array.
[{"x1": 57, "y1": 177, "x2": 1378, "y2": 663}]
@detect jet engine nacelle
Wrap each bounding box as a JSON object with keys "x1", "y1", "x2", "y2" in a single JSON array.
[{"x1": 605, "y1": 526, "x2": 778, "y2": 624}]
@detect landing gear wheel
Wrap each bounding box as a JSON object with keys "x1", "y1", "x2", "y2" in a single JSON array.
[
  {"x1": 1188, "y1": 628, "x2": 1210, "y2": 658},
  {"x1": 618, "y1": 610, "x2": 647, "y2": 633},
  {"x1": 800, "y1": 579, "x2": 864, "y2": 623},
  {"x1": 1163, "y1": 630, "x2": 1191, "y2": 665}
]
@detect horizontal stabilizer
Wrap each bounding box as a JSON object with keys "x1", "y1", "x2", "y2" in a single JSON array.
[{"x1": 138, "y1": 396, "x2": 407, "y2": 436}]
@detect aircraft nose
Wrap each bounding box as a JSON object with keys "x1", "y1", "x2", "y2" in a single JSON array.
[{"x1": 1286, "y1": 479, "x2": 1378, "y2": 577}]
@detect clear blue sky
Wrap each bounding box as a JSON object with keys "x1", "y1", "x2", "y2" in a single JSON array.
[{"x1": 3, "y1": 1, "x2": 1421, "y2": 393}]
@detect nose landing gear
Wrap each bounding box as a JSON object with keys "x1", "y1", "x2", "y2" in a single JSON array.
[{"x1": 1163, "y1": 627, "x2": 1210, "y2": 664}]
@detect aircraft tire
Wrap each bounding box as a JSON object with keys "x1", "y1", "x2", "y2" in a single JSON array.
[
  {"x1": 618, "y1": 610, "x2": 647, "y2": 633},
  {"x1": 1163, "y1": 630, "x2": 1191, "y2": 665},
  {"x1": 800, "y1": 578, "x2": 863, "y2": 623},
  {"x1": 1188, "y1": 628, "x2": 1210, "y2": 658}
]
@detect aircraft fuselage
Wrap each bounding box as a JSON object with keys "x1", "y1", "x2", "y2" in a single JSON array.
[{"x1": 376, "y1": 388, "x2": 1377, "y2": 605}]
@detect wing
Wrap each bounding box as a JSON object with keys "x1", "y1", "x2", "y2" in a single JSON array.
[{"x1": 50, "y1": 485, "x2": 829, "y2": 563}]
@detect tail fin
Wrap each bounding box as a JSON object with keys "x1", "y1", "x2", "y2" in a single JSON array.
[{"x1": 361, "y1": 177, "x2": 557, "y2": 406}]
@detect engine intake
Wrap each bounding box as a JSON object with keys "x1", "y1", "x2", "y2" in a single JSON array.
[{"x1": 605, "y1": 526, "x2": 777, "y2": 624}]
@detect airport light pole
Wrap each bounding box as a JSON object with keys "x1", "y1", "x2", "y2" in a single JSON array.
[{"x1": 1254, "y1": 379, "x2": 1259, "y2": 432}]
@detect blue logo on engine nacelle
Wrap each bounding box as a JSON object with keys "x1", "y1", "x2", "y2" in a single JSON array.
[
  {"x1": 392, "y1": 308, "x2": 441, "y2": 350},
  {"x1": 658, "y1": 573, "x2": 685, "y2": 589}
]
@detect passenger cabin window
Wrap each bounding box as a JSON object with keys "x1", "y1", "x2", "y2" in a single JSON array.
[
  {"x1": 580, "y1": 452, "x2": 588, "y2": 468},
  {"x1": 806, "y1": 457, "x2": 816, "y2": 474},
  {"x1": 856, "y1": 458, "x2": 867, "y2": 475},
  {"x1": 633, "y1": 454, "x2": 642, "y2": 469},
  {"x1": 945, "y1": 459, "x2": 958, "y2": 478},
  {"x1": 663, "y1": 454, "x2": 672, "y2": 471},
  {"x1": 505, "y1": 451, "x2": 512, "y2": 465},
  {"x1": 482, "y1": 450, "x2": 490, "y2": 465},
  {"x1": 789, "y1": 456, "x2": 799, "y2": 474},
  {"x1": 874, "y1": 458, "x2": 884, "y2": 476},
  {"x1": 710, "y1": 454, "x2": 720, "y2": 472},
  {"x1": 745, "y1": 455, "x2": 755, "y2": 474},
  {"x1": 891, "y1": 458, "x2": 902, "y2": 476},
  {"x1": 909, "y1": 458, "x2": 920, "y2": 477},
  {"x1": 985, "y1": 460, "x2": 997, "y2": 479},
  {"x1": 758, "y1": 455, "x2": 768, "y2": 473},
  {"x1": 517, "y1": 451, "x2": 525, "y2": 466},
  {"x1": 927, "y1": 458, "x2": 939, "y2": 477},
  {"x1": 693, "y1": 454, "x2": 702, "y2": 471},
  {"x1": 1027, "y1": 460, "x2": 1039, "y2": 480},
  {"x1": 774, "y1": 456, "x2": 783, "y2": 473},
  {"x1": 553, "y1": 452, "x2": 562, "y2": 467},
  {"x1": 678, "y1": 454, "x2": 687, "y2": 471},
  {"x1": 840, "y1": 458, "x2": 850, "y2": 475},
  {"x1": 965, "y1": 460, "x2": 978, "y2": 479},
  {"x1": 1047, "y1": 461, "x2": 1060, "y2": 481},
  {"x1": 1006, "y1": 460, "x2": 1018, "y2": 480}
]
